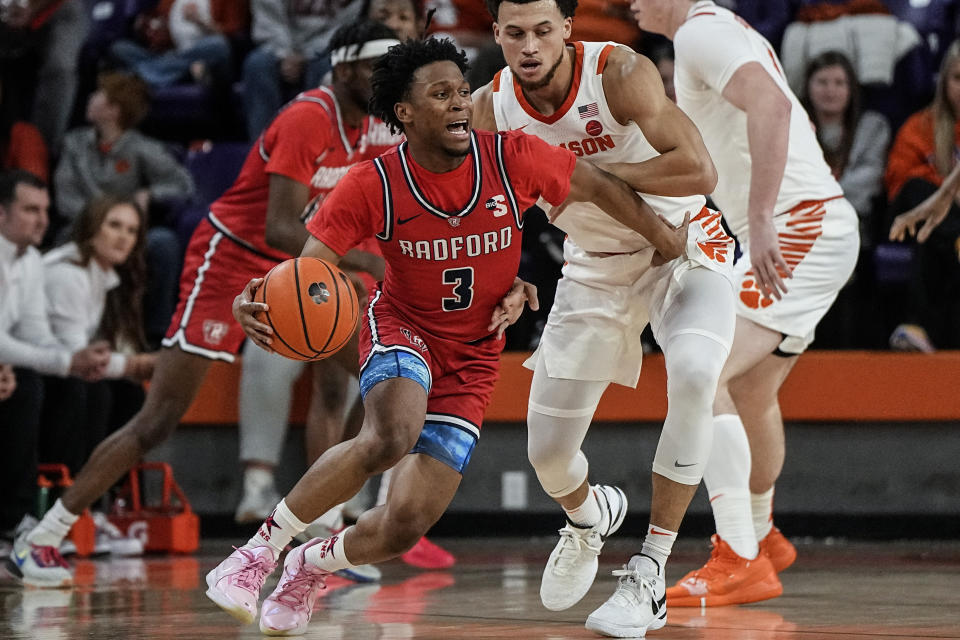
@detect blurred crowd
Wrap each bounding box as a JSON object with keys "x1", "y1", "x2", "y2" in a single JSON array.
[{"x1": 2, "y1": 0, "x2": 960, "y2": 549}]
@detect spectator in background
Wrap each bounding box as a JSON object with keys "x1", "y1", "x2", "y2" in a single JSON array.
[
  {"x1": 365, "y1": 0, "x2": 423, "y2": 41},
  {"x1": 885, "y1": 40, "x2": 960, "y2": 351},
  {"x1": 41, "y1": 194, "x2": 155, "y2": 478},
  {"x1": 0, "y1": 170, "x2": 109, "y2": 546},
  {"x1": 713, "y1": 0, "x2": 795, "y2": 51},
  {"x1": 110, "y1": 0, "x2": 249, "y2": 89},
  {"x1": 1, "y1": 77, "x2": 48, "y2": 182},
  {"x1": 569, "y1": 0, "x2": 642, "y2": 49},
  {"x1": 801, "y1": 51, "x2": 890, "y2": 244},
  {"x1": 54, "y1": 71, "x2": 194, "y2": 346},
  {"x1": 0, "y1": 0, "x2": 88, "y2": 153},
  {"x1": 243, "y1": 0, "x2": 363, "y2": 139},
  {"x1": 0, "y1": 364, "x2": 14, "y2": 401}
]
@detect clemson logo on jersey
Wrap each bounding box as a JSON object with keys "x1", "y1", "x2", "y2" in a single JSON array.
[{"x1": 485, "y1": 195, "x2": 508, "y2": 217}]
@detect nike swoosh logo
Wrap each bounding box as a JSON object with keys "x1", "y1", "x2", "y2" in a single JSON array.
[
  {"x1": 397, "y1": 214, "x2": 421, "y2": 225},
  {"x1": 512, "y1": 124, "x2": 528, "y2": 131},
  {"x1": 674, "y1": 460, "x2": 696, "y2": 467}
]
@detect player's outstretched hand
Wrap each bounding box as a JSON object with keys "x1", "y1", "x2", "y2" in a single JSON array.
[
  {"x1": 749, "y1": 219, "x2": 791, "y2": 300},
  {"x1": 489, "y1": 278, "x2": 540, "y2": 340},
  {"x1": 233, "y1": 277, "x2": 274, "y2": 352},
  {"x1": 652, "y1": 211, "x2": 690, "y2": 266},
  {"x1": 889, "y1": 190, "x2": 952, "y2": 243}
]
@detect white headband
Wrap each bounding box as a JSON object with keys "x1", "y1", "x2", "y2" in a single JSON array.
[{"x1": 330, "y1": 38, "x2": 401, "y2": 66}]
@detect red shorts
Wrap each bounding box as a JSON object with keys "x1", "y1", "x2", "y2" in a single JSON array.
[
  {"x1": 162, "y1": 217, "x2": 281, "y2": 362},
  {"x1": 360, "y1": 291, "x2": 505, "y2": 436}
]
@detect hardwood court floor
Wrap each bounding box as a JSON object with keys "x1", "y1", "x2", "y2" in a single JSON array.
[{"x1": 2, "y1": 537, "x2": 959, "y2": 639}]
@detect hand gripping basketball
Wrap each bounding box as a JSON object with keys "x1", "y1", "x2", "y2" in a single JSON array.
[{"x1": 234, "y1": 258, "x2": 361, "y2": 360}]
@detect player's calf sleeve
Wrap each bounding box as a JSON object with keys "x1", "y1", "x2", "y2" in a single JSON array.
[
  {"x1": 652, "y1": 332, "x2": 727, "y2": 484},
  {"x1": 703, "y1": 413, "x2": 758, "y2": 558}
]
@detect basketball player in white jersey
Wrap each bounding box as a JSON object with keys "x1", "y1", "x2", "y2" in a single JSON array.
[
  {"x1": 474, "y1": 1, "x2": 738, "y2": 635},
  {"x1": 630, "y1": 0, "x2": 860, "y2": 611}
]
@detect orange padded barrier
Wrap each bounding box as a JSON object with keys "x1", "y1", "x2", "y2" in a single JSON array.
[{"x1": 179, "y1": 351, "x2": 960, "y2": 425}]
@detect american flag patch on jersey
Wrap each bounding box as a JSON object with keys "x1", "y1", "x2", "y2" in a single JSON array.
[{"x1": 578, "y1": 102, "x2": 599, "y2": 119}]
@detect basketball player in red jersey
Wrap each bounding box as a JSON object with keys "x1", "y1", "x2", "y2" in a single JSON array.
[
  {"x1": 7, "y1": 20, "x2": 406, "y2": 588},
  {"x1": 206, "y1": 37, "x2": 689, "y2": 635}
]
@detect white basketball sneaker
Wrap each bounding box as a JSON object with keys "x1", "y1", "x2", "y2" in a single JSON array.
[
  {"x1": 540, "y1": 484, "x2": 627, "y2": 611},
  {"x1": 586, "y1": 554, "x2": 667, "y2": 638}
]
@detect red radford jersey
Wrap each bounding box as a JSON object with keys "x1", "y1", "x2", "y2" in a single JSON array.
[
  {"x1": 307, "y1": 129, "x2": 577, "y2": 342},
  {"x1": 209, "y1": 87, "x2": 401, "y2": 257}
]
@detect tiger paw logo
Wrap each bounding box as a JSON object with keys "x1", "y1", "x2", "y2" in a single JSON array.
[
  {"x1": 401, "y1": 328, "x2": 428, "y2": 352},
  {"x1": 739, "y1": 276, "x2": 776, "y2": 310},
  {"x1": 698, "y1": 240, "x2": 729, "y2": 264},
  {"x1": 308, "y1": 282, "x2": 329, "y2": 304}
]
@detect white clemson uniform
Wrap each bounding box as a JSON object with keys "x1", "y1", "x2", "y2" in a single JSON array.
[
  {"x1": 492, "y1": 41, "x2": 735, "y2": 387},
  {"x1": 674, "y1": 0, "x2": 859, "y2": 353}
]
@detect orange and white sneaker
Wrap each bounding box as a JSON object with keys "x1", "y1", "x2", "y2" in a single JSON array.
[
  {"x1": 666, "y1": 535, "x2": 782, "y2": 607},
  {"x1": 759, "y1": 527, "x2": 796, "y2": 573}
]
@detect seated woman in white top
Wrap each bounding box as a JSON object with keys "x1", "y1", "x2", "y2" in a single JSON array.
[
  {"x1": 40, "y1": 195, "x2": 156, "y2": 480},
  {"x1": 44, "y1": 195, "x2": 156, "y2": 381}
]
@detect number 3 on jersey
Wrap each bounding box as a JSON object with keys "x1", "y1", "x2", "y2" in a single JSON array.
[{"x1": 442, "y1": 267, "x2": 474, "y2": 311}]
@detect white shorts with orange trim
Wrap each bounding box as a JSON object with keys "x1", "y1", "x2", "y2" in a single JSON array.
[
  {"x1": 524, "y1": 207, "x2": 735, "y2": 388},
  {"x1": 734, "y1": 196, "x2": 859, "y2": 354}
]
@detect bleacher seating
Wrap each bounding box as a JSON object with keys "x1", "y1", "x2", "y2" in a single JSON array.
[{"x1": 174, "y1": 141, "x2": 249, "y2": 245}]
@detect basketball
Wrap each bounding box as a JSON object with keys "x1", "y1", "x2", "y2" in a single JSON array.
[{"x1": 254, "y1": 257, "x2": 360, "y2": 361}]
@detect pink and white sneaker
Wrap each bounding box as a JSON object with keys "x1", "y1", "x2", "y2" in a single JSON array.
[
  {"x1": 259, "y1": 538, "x2": 330, "y2": 636},
  {"x1": 205, "y1": 545, "x2": 277, "y2": 624}
]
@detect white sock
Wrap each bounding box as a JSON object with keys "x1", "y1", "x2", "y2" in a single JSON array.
[
  {"x1": 639, "y1": 524, "x2": 676, "y2": 571},
  {"x1": 26, "y1": 499, "x2": 78, "y2": 547},
  {"x1": 751, "y1": 487, "x2": 775, "y2": 541},
  {"x1": 703, "y1": 413, "x2": 757, "y2": 558},
  {"x1": 246, "y1": 498, "x2": 308, "y2": 557},
  {"x1": 708, "y1": 489, "x2": 758, "y2": 559},
  {"x1": 376, "y1": 468, "x2": 393, "y2": 506},
  {"x1": 563, "y1": 486, "x2": 602, "y2": 529},
  {"x1": 304, "y1": 526, "x2": 357, "y2": 573},
  {"x1": 243, "y1": 466, "x2": 275, "y2": 492}
]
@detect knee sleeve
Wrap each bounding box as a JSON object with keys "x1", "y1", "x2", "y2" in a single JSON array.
[
  {"x1": 652, "y1": 332, "x2": 729, "y2": 484},
  {"x1": 526, "y1": 365, "x2": 607, "y2": 498}
]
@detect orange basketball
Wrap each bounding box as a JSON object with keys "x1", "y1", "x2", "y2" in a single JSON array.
[{"x1": 254, "y1": 257, "x2": 360, "y2": 361}]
